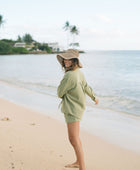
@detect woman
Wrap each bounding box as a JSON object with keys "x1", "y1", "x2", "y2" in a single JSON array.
[{"x1": 57, "y1": 49, "x2": 99, "y2": 170}]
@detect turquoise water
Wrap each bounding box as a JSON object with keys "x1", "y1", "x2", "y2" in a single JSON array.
[{"x1": 0, "y1": 51, "x2": 139, "y2": 115}]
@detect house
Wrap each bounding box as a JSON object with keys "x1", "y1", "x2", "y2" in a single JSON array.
[
  {"x1": 48, "y1": 42, "x2": 63, "y2": 52},
  {"x1": 14, "y1": 43, "x2": 26, "y2": 48}
]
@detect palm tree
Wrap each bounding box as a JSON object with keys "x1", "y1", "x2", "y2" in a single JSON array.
[
  {"x1": 63, "y1": 21, "x2": 70, "y2": 49},
  {"x1": 0, "y1": 15, "x2": 4, "y2": 28},
  {"x1": 0, "y1": 15, "x2": 5, "y2": 39},
  {"x1": 70, "y1": 25, "x2": 79, "y2": 49}
]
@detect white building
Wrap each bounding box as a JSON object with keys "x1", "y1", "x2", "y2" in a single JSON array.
[
  {"x1": 14, "y1": 43, "x2": 26, "y2": 47},
  {"x1": 48, "y1": 42, "x2": 63, "y2": 52}
]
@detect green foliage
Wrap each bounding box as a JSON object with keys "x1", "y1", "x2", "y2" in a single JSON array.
[
  {"x1": 0, "y1": 41, "x2": 12, "y2": 54},
  {"x1": 70, "y1": 25, "x2": 79, "y2": 35},
  {"x1": 63, "y1": 21, "x2": 70, "y2": 31},
  {"x1": 1, "y1": 39, "x2": 16, "y2": 46},
  {"x1": 0, "y1": 39, "x2": 53, "y2": 54},
  {"x1": 69, "y1": 43, "x2": 79, "y2": 47},
  {"x1": 30, "y1": 47, "x2": 37, "y2": 51},
  {"x1": 0, "y1": 41, "x2": 28, "y2": 54},
  {"x1": 0, "y1": 33, "x2": 53, "y2": 54},
  {"x1": 22, "y1": 33, "x2": 33, "y2": 44},
  {"x1": 37, "y1": 43, "x2": 52, "y2": 53},
  {"x1": 17, "y1": 35, "x2": 22, "y2": 42},
  {"x1": 12, "y1": 47, "x2": 28, "y2": 54},
  {"x1": 32, "y1": 42, "x2": 40, "y2": 49},
  {"x1": 0, "y1": 14, "x2": 4, "y2": 27},
  {"x1": 1, "y1": 39, "x2": 16, "y2": 43},
  {"x1": 63, "y1": 21, "x2": 80, "y2": 49},
  {"x1": 46, "y1": 47, "x2": 52, "y2": 53}
]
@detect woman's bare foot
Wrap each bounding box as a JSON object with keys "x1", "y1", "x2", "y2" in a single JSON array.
[{"x1": 65, "y1": 161, "x2": 79, "y2": 168}]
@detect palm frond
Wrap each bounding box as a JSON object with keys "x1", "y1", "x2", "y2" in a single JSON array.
[
  {"x1": 63, "y1": 21, "x2": 70, "y2": 31},
  {"x1": 70, "y1": 25, "x2": 79, "y2": 35},
  {"x1": 0, "y1": 15, "x2": 5, "y2": 27}
]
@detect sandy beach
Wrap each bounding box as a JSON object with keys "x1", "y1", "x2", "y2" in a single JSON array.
[{"x1": 0, "y1": 97, "x2": 140, "y2": 170}]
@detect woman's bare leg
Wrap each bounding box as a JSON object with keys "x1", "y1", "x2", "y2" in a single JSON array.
[{"x1": 65, "y1": 121, "x2": 86, "y2": 170}]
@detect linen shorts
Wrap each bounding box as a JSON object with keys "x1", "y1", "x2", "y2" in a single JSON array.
[{"x1": 64, "y1": 113, "x2": 82, "y2": 123}]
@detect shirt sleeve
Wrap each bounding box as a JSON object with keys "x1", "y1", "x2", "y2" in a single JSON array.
[
  {"x1": 57, "y1": 74, "x2": 75, "y2": 98},
  {"x1": 82, "y1": 73, "x2": 96, "y2": 101},
  {"x1": 84, "y1": 82, "x2": 96, "y2": 101}
]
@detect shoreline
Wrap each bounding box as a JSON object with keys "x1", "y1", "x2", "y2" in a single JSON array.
[
  {"x1": 0, "y1": 97, "x2": 140, "y2": 170},
  {"x1": 0, "y1": 77, "x2": 140, "y2": 154},
  {"x1": 0, "y1": 50, "x2": 85, "y2": 55}
]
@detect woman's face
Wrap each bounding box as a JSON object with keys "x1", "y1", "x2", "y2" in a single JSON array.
[{"x1": 64, "y1": 59, "x2": 72, "y2": 68}]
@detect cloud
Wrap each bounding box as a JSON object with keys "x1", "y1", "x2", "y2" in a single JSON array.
[
  {"x1": 96, "y1": 14, "x2": 112, "y2": 23},
  {"x1": 80, "y1": 26, "x2": 125, "y2": 41},
  {"x1": 0, "y1": 24, "x2": 65, "y2": 42}
]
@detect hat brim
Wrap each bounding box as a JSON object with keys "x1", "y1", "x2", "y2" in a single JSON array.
[{"x1": 57, "y1": 53, "x2": 83, "y2": 68}]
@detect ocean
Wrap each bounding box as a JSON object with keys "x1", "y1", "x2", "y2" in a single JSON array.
[{"x1": 0, "y1": 51, "x2": 140, "y2": 153}]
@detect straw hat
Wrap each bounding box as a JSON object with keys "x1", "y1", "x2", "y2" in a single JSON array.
[{"x1": 56, "y1": 49, "x2": 82, "y2": 68}]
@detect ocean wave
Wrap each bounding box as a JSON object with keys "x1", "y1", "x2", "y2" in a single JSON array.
[
  {"x1": 0, "y1": 78, "x2": 139, "y2": 116},
  {"x1": 0, "y1": 79, "x2": 57, "y2": 96}
]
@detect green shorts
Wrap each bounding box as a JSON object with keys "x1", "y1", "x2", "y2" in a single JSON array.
[{"x1": 64, "y1": 113, "x2": 82, "y2": 123}]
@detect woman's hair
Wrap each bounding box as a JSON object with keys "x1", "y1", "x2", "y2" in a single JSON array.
[{"x1": 62, "y1": 58, "x2": 80, "y2": 72}]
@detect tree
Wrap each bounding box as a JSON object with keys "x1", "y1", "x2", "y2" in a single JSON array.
[
  {"x1": 69, "y1": 42, "x2": 79, "y2": 48},
  {"x1": 63, "y1": 21, "x2": 70, "y2": 49},
  {"x1": 0, "y1": 41, "x2": 12, "y2": 54},
  {"x1": 17, "y1": 35, "x2": 22, "y2": 42},
  {"x1": 12, "y1": 47, "x2": 28, "y2": 54},
  {"x1": 22, "y1": 33, "x2": 33, "y2": 44},
  {"x1": 0, "y1": 15, "x2": 5, "y2": 39},
  {"x1": 38, "y1": 43, "x2": 52, "y2": 53},
  {"x1": 0, "y1": 15, "x2": 4, "y2": 28},
  {"x1": 0, "y1": 40, "x2": 28, "y2": 54},
  {"x1": 70, "y1": 25, "x2": 79, "y2": 49}
]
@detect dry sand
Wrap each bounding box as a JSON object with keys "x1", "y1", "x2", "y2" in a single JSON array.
[{"x1": 0, "y1": 97, "x2": 140, "y2": 170}]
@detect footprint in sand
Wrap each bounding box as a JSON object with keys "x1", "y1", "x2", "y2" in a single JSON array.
[
  {"x1": 50, "y1": 150, "x2": 54, "y2": 155},
  {"x1": 9, "y1": 146, "x2": 14, "y2": 152},
  {"x1": 30, "y1": 123, "x2": 36, "y2": 126},
  {"x1": 20, "y1": 161, "x2": 23, "y2": 165},
  {"x1": 11, "y1": 162, "x2": 15, "y2": 169},
  {"x1": 1, "y1": 117, "x2": 10, "y2": 121}
]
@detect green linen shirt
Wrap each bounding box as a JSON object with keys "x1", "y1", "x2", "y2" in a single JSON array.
[{"x1": 57, "y1": 68, "x2": 96, "y2": 119}]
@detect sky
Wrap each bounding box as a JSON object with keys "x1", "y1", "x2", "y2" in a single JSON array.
[{"x1": 0, "y1": 0, "x2": 140, "y2": 50}]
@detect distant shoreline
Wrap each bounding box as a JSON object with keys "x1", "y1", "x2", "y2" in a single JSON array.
[
  {"x1": 51, "y1": 50, "x2": 85, "y2": 54},
  {"x1": 0, "y1": 50, "x2": 85, "y2": 55}
]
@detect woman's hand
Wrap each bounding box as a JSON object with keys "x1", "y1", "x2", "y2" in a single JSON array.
[{"x1": 95, "y1": 98, "x2": 99, "y2": 105}]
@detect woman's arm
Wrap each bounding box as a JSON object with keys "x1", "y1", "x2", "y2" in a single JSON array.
[
  {"x1": 84, "y1": 81, "x2": 99, "y2": 104},
  {"x1": 84, "y1": 81, "x2": 96, "y2": 101},
  {"x1": 57, "y1": 75, "x2": 75, "y2": 98}
]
